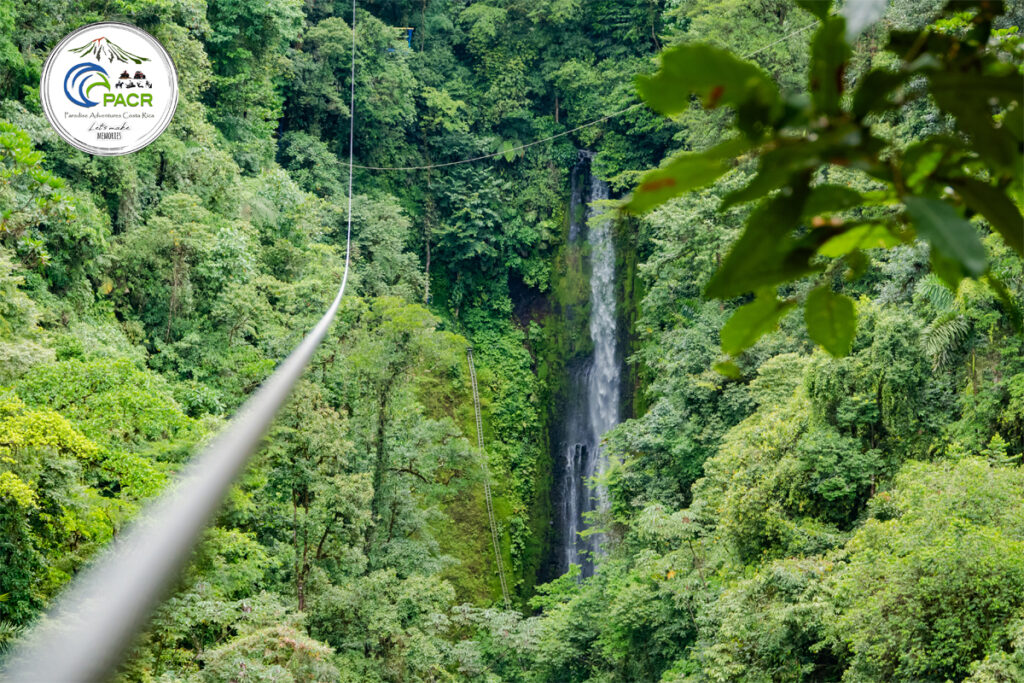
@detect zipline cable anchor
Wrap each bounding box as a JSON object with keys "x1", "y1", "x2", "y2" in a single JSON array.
[{"x1": 467, "y1": 347, "x2": 512, "y2": 610}]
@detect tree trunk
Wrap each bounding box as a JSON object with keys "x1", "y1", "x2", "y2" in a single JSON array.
[
  {"x1": 366, "y1": 375, "x2": 396, "y2": 554},
  {"x1": 424, "y1": 230, "x2": 431, "y2": 304}
]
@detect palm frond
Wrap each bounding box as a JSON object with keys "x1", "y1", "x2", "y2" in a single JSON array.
[
  {"x1": 922, "y1": 312, "x2": 970, "y2": 369},
  {"x1": 0, "y1": 619, "x2": 23, "y2": 654},
  {"x1": 915, "y1": 274, "x2": 956, "y2": 312}
]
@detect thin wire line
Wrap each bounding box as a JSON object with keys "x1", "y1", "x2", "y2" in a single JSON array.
[
  {"x1": 345, "y1": 19, "x2": 820, "y2": 171},
  {"x1": 745, "y1": 19, "x2": 818, "y2": 58},
  {"x1": 342, "y1": 0, "x2": 355, "y2": 285},
  {"x1": 348, "y1": 104, "x2": 643, "y2": 170}
]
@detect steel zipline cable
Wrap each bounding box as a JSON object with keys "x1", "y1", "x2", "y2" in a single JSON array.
[
  {"x1": 0, "y1": 16, "x2": 821, "y2": 682},
  {"x1": 1, "y1": 1, "x2": 359, "y2": 680}
]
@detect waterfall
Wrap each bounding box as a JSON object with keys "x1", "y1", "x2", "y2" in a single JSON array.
[{"x1": 553, "y1": 151, "x2": 622, "y2": 578}]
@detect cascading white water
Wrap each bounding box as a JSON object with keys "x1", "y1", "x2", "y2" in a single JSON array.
[
  {"x1": 555, "y1": 151, "x2": 621, "y2": 578},
  {"x1": 584, "y1": 155, "x2": 619, "y2": 526}
]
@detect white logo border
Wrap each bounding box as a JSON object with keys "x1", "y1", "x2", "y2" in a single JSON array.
[{"x1": 40, "y1": 21, "x2": 179, "y2": 157}]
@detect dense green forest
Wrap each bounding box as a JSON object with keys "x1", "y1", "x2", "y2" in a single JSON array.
[{"x1": 1, "y1": 0, "x2": 1023, "y2": 680}]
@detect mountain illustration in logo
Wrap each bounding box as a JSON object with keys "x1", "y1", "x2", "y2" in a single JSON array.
[{"x1": 68, "y1": 36, "x2": 149, "y2": 64}]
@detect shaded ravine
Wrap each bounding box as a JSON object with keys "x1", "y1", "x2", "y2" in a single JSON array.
[{"x1": 550, "y1": 151, "x2": 623, "y2": 578}]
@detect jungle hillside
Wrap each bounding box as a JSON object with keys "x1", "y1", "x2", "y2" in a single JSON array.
[{"x1": 1, "y1": 0, "x2": 1023, "y2": 681}]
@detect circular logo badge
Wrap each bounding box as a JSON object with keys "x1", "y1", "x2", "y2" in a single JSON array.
[{"x1": 40, "y1": 22, "x2": 178, "y2": 156}]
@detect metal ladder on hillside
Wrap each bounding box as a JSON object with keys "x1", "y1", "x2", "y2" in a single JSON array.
[{"x1": 467, "y1": 347, "x2": 511, "y2": 609}]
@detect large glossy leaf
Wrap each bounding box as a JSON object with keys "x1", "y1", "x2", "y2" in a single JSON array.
[
  {"x1": 905, "y1": 196, "x2": 987, "y2": 276},
  {"x1": 929, "y1": 73, "x2": 1024, "y2": 177},
  {"x1": 928, "y1": 73, "x2": 1024, "y2": 108},
  {"x1": 805, "y1": 286, "x2": 856, "y2": 356},
  {"x1": 844, "y1": 250, "x2": 871, "y2": 281},
  {"x1": 803, "y1": 185, "x2": 865, "y2": 218},
  {"x1": 636, "y1": 44, "x2": 781, "y2": 122},
  {"x1": 720, "y1": 290, "x2": 796, "y2": 355},
  {"x1": 903, "y1": 138, "x2": 954, "y2": 191},
  {"x1": 818, "y1": 224, "x2": 900, "y2": 257},
  {"x1": 623, "y1": 138, "x2": 749, "y2": 214},
  {"x1": 951, "y1": 178, "x2": 1024, "y2": 255},
  {"x1": 706, "y1": 182, "x2": 821, "y2": 298},
  {"x1": 809, "y1": 16, "x2": 851, "y2": 115},
  {"x1": 1004, "y1": 104, "x2": 1024, "y2": 143},
  {"x1": 713, "y1": 360, "x2": 743, "y2": 379},
  {"x1": 929, "y1": 245, "x2": 966, "y2": 291},
  {"x1": 721, "y1": 140, "x2": 819, "y2": 209},
  {"x1": 851, "y1": 68, "x2": 910, "y2": 119},
  {"x1": 723, "y1": 124, "x2": 877, "y2": 210}
]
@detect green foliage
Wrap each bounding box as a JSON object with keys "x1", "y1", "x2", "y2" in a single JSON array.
[
  {"x1": 0, "y1": 393, "x2": 110, "y2": 623},
  {"x1": 262, "y1": 380, "x2": 371, "y2": 610},
  {"x1": 695, "y1": 557, "x2": 839, "y2": 681},
  {"x1": 626, "y1": 0, "x2": 1024, "y2": 361},
  {"x1": 0, "y1": 1, "x2": 1021, "y2": 681},
  {"x1": 704, "y1": 187, "x2": 819, "y2": 299},
  {"x1": 349, "y1": 195, "x2": 426, "y2": 300},
  {"x1": 637, "y1": 44, "x2": 782, "y2": 132},
  {"x1": 0, "y1": 121, "x2": 109, "y2": 286},
  {"x1": 201, "y1": 625, "x2": 340, "y2": 683},
  {"x1": 308, "y1": 569, "x2": 455, "y2": 680},
  {"x1": 833, "y1": 459, "x2": 1024, "y2": 682},
  {"x1": 0, "y1": 121, "x2": 67, "y2": 254},
  {"x1": 205, "y1": 0, "x2": 303, "y2": 170},
  {"x1": 905, "y1": 194, "x2": 988, "y2": 281},
  {"x1": 623, "y1": 138, "x2": 749, "y2": 214},
  {"x1": 0, "y1": 247, "x2": 35, "y2": 337},
  {"x1": 112, "y1": 193, "x2": 257, "y2": 342},
  {"x1": 818, "y1": 223, "x2": 900, "y2": 257},
  {"x1": 14, "y1": 358, "x2": 196, "y2": 455},
  {"x1": 719, "y1": 289, "x2": 795, "y2": 355},
  {"x1": 0, "y1": 246, "x2": 52, "y2": 383}
]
